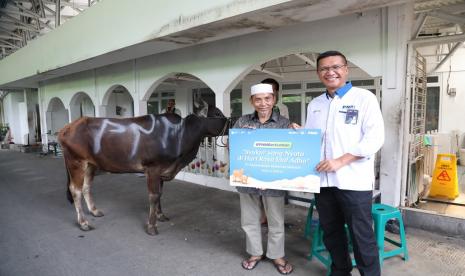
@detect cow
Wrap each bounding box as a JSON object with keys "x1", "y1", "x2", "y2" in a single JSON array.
[{"x1": 58, "y1": 108, "x2": 229, "y2": 235}]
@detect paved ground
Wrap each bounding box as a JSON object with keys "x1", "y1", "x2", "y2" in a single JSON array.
[{"x1": 1, "y1": 150, "x2": 465, "y2": 276}]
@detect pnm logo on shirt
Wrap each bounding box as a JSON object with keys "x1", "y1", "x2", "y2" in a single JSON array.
[{"x1": 342, "y1": 105, "x2": 355, "y2": 109}]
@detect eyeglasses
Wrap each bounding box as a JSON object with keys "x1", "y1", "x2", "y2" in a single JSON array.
[{"x1": 317, "y1": 64, "x2": 347, "y2": 73}]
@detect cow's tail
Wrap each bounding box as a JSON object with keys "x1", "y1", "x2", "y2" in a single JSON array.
[{"x1": 63, "y1": 155, "x2": 74, "y2": 204}]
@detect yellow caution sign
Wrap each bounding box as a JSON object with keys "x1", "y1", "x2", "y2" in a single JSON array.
[{"x1": 429, "y1": 154, "x2": 459, "y2": 200}]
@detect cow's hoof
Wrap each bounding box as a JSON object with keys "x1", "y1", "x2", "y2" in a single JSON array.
[
  {"x1": 79, "y1": 223, "x2": 94, "y2": 231},
  {"x1": 91, "y1": 209, "x2": 104, "y2": 217},
  {"x1": 146, "y1": 225, "x2": 159, "y2": 236},
  {"x1": 157, "y1": 214, "x2": 170, "y2": 222}
]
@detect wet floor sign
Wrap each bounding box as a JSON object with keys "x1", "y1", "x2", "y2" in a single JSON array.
[{"x1": 429, "y1": 154, "x2": 459, "y2": 200}]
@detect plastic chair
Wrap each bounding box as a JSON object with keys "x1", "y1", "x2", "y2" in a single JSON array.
[
  {"x1": 371, "y1": 203, "x2": 409, "y2": 266},
  {"x1": 303, "y1": 198, "x2": 316, "y2": 239},
  {"x1": 308, "y1": 222, "x2": 356, "y2": 275}
]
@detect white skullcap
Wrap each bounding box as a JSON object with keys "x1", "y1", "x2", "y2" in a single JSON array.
[{"x1": 251, "y1": 83, "x2": 273, "y2": 96}]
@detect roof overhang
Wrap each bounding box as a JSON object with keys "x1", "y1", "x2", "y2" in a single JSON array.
[{"x1": 0, "y1": 0, "x2": 410, "y2": 89}]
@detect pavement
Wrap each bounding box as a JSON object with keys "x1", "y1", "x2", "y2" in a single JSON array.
[{"x1": 1, "y1": 150, "x2": 465, "y2": 276}]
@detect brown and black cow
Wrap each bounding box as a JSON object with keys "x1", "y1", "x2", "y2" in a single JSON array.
[{"x1": 58, "y1": 110, "x2": 229, "y2": 235}]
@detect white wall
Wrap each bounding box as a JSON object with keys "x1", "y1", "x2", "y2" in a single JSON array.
[
  {"x1": 41, "y1": 10, "x2": 385, "y2": 116},
  {"x1": 25, "y1": 89, "x2": 39, "y2": 144},
  {"x1": 435, "y1": 47, "x2": 465, "y2": 134},
  {"x1": 34, "y1": 7, "x2": 411, "y2": 204},
  {"x1": 3, "y1": 92, "x2": 27, "y2": 145}
]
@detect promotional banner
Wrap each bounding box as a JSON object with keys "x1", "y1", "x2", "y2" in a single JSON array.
[{"x1": 229, "y1": 128, "x2": 321, "y2": 193}]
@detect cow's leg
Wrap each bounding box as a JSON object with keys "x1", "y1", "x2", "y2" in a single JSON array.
[
  {"x1": 156, "y1": 180, "x2": 170, "y2": 222},
  {"x1": 82, "y1": 164, "x2": 104, "y2": 217},
  {"x1": 146, "y1": 171, "x2": 162, "y2": 235},
  {"x1": 68, "y1": 161, "x2": 93, "y2": 231}
]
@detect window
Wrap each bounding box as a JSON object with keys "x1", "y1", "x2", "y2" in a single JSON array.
[
  {"x1": 426, "y1": 75, "x2": 440, "y2": 132},
  {"x1": 305, "y1": 91, "x2": 325, "y2": 108},
  {"x1": 282, "y1": 94, "x2": 302, "y2": 124},
  {"x1": 282, "y1": 83, "x2": 302, "y2": 90},
  {"x1": 192, "y1": 87, "x2": 216, "y2": 113},
  {"x1": 306, "y1": 83, "x2": 326, "y2": 89},
  {"x1": 230, "y1": 89, "x2": 242, "y2": 119},
  {"x1": 351, "y1": 79, "x2": 375, "y2": 86},
  {"x1": 426, "y1": 86, "x2": 439, "y2": 132},
  {"x1": 427, "y1": 76, "x2": 439, "y2": 83},
  {"x1": 147, "y1": 91, "x2": 175, "y2": 114}
]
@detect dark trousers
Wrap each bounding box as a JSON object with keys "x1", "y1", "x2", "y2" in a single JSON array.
[{"x1": 315, "y1": 187, "x2": 380, "y2": 276}]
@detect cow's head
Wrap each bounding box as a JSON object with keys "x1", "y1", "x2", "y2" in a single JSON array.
[
  {"x1": 191, "y1": 94, "x2": 229, "y2": 137},
  {"x1": 202, "y1": 106, "x2": 229, "y2": 137}
]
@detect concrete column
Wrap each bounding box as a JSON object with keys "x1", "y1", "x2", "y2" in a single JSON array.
[
  {"x1": 138, "y1": 100, "x2": 148, "y2": 116},
  {"x1": 215, "y1": 89, "x2": 231, "y2": 117},
  {"x1": 379, "y1": 3, "x2": 413, "y2": 206},
  {"x1": 97, "y1": 105, "x2": 108, "y2": 117}
]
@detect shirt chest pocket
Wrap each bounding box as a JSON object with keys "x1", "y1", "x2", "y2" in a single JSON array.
[{"x1": 337, "y1": 109, "x2": 360, "y2": 132}]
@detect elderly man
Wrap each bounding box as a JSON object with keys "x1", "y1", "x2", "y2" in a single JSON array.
[{"x1": 233, "y1": 83, "x2": 293, "y2": 275}]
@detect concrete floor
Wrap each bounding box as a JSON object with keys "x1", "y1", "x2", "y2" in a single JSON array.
[{"x1": 1, "y1": 150, "x2": 465, "y2": 276}]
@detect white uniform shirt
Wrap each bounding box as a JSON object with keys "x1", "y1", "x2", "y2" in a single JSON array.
[{"x1": 304, "y1": 84, "x2": 384, "y2": 191}]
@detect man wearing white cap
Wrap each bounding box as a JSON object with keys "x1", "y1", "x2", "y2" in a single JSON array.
[{"x1": 233, "y1": 83, "x2": 293, "y2": 275}]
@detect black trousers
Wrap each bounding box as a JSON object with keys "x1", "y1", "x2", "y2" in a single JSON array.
[{"x1": 315, "y1": 187, "x2": 380, "y2": 276}]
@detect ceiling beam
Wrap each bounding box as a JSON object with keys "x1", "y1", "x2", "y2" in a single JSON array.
[
  {"x1": 1, "y1": 7, "x2": 40, "y2": 20},
  {"x1": 421, "y1": 53, "x2": 448, "y2": 57},
  {"x1": 34, "y1": 0, "x2": 46, "y2": 17},
  {"x1": 0, "y1": 19, "x2": 39, "y2": 33},
  {"x1": 294, "y1": 53, "x2": 316, "y2": 68},
  {"x1": 55, "y1": 0, "x2": 61, "y2": 27},
  {"x1": 437, "y1": 3, "x2": 465, "y2": 14},
  {"x1": 254, "y1": 67, "x2": 283, "y2": 79},
  {"x1": 173, "y1": 76, "x2": 203, "y2": 83},
  {"x1": 412, "y1": 12, "x2": 427, "y2": 39},
  {"x1": 0, "y1": 34, "x2": 22, "y2": 41},
  {"x1": 42, "y1": 0, "x2": 88, "y2": 10},
  {"x1": 431, "y1": 42, "x2": 464, "y2": 73},
  {"x1": 276, "y1": 57, "x2": 283, "y2": 74},
  {"x1": 409, "y1": 33, "x2": 465, "y2": 47},
  {"x1": 0, "y1": 39, "x2": 20, "y2": 48},
  {"x1": 0, "y1": 12, "x2": 38, "y2": 29},
  {"x1": 43, "y1": 4, "x2": 55, "y2": 15},
  {"x1": 62, "y1": 0, "x2": 84, "y2": 13},
  {"x1": 0, "y1": 26, "x2": 22, "y2": 38},
  {"x1": 427, "y1": 10, "x2": 465, "y2": 25}
]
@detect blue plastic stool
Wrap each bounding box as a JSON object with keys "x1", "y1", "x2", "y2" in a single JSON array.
[
  {"x1": 371, "y1": 203, "x2": 409, "y2": 266},
  {"x1": 303, "y1": 198, "x2": 316, "y2": 239},
  {"x1": 308, "y1": 222, "x2": 356, "y2": 275}
]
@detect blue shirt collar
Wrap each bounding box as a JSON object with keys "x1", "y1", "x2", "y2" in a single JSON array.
[{"x1": 326, "y1": 81, "x2": 352, "y2": 99}]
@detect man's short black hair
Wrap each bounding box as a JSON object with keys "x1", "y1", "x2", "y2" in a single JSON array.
[
  {"x1": 317, "y1": 51, "x2": 348, "y2": 67},
  {"x1": 261, "y1": 78, "x2": 279, "y2": 92}
]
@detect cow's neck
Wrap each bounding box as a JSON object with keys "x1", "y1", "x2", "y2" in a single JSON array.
[{"x1": 178, "y1": 117, "x2": 206, "y2": 162}]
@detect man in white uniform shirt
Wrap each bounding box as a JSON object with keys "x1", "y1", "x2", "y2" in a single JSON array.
[{"x1": 303, "y1": 51, "x2": 384, "y2": 276}]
